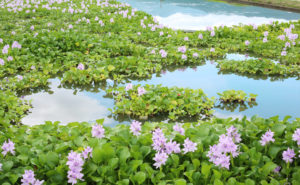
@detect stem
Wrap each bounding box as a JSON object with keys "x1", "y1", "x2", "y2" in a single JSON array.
[{"x1": 230, "y1": 154, "x2": 235, "y2": 167}]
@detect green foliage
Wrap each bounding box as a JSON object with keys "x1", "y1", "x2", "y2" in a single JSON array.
[
  {"x1": 106, "y1": 84, "x2": 215, "y2": 120},
  {"x1": 217, "y1": 90, "x2": 257, "y2": 103},
  {"x1": 0, "y1": 117, "x2": 300, "y2": 184}
]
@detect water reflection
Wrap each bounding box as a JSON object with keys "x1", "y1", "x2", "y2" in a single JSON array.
[
  {"x1": 21, "y1": 54, "x2": 300, "y2": 126},
  {"x1": 120, "y1": 0, "x2": 300, "y2": 30}
]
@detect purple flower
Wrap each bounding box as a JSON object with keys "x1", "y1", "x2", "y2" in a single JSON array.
[
  {"x1": 210, "y1": 48, "x2": 215, "y2": 52},
  {"x1": 263, "y1": 31, "x2": 268, "y2": 37},
  {"x1": 210, "y1": 30, "x2": 215, "y2": 37},
  {"x1": 285, "y1": 42, "x2": 291, "y2": 48},
  {"x1": 1, "y1": 139, "x2": 15, "y2": 156},
  {"x1": 137, "y1": 32, "x2": 141, "y2": 35},
  {"x1": 260, "y1": 129, "x2": 275, "y2": 146},
  {"x1": 68, "y1": 24, "x2": 73, "y2": 29},
  {"x1": 181, "y1": 54, "x2": 187, "y2": 60},
  {"x1": 198, "y1": 34, "x2": 203, "y2": 39},
  {"x1": 67, "y1": 151, "x2": 84, "y2": 184},
  {"x1": 273, "y1": 166, "x2": 281, "y2": 173},
  {"x1": 150, "y1": 49, "x2": 155, "y2": 54},
  {"x1": 226, "y1": 126, "x2": 241, "y2": 143},
  {"x1": 2, "y1": 44, "x2": 9, "y2": 54},
  {"x1": 7, "y1": 56, "x2": 13, "y2": 61},
  {"x1": 153, "y1": 152, "x2": 168, "y2": 168},
  {"x1": 159, "y1": 31, "x2": 163, "y2": 36},
  {"x1": 281, "y1": 51, "x2": 287, "y2": 56},
  {"x1": 21, "y1": 170, "x2": 35, "y2": 184},
  {"x1": 82, "y1": 146, "x2": 93, "y2": 159},
  {"x1": 215, "y1": 154, "x2": 230, "y2": 169},
  {"x1": 0, "y1": 38, "x2": 3, "y2": 43},
  {"x1": 110, "y1": 18, "x2": 114, "y2": 23},
  {"x1": 31, "y1": 65, "x2": 36, "y2": 70},
  {"x1": 125, "y1": 83, "x2": 133, "y2": 91},
  {"x1": 245, "y1": 40, "x2": 250, "y2": 46},
  {"x1": 130, "y1": 120, "x2": 142, "y2": 136},
  {"x1": 292, "y1": 128, "x2": 300, "y2": 145},
  {"x1": 0, "y1": 58, "x2": 4, "y2": 65},
  {"x1": 138, "y1": 87, "x2": 146, "y2": 96},
  {"x1": 183, "y1": 138, "x2": 197, "y2": 154},
  {"x1": 263, "y1": 37, "x2": 268, "y2": 43},
  {"x1": 178, "y1": 46, "x2": 186, "y2": 53},
  {"x1": 17, "y1": 75, "x2": 23, "y2": 81},
  {"x1": 0, "y1": 163, "x2": 2, "y2": 171},
  {"x1": 12, "y1": 41, "x2": 22, "y2": 49},
  {"x1": 77, "y1": 63, "x2": 84, "y2": 70},
  {"x1": 21, "y1": 170, "x2": 44, "y2": 185},
  {"x1": 277, "y1": 35, "x2": 285, "y2": 41},
  {"x1": 92, "y1": 124, "x2": 105, "y2": 139},
  {"x1": 159, "y1": 49, "x2": 167, "y2": 58},
  {"x1": 165, "y1": 140, "x2": 180, "y2": 154},
  {"x1": 184, "y1": 36, "x2": 189, "y2": 41},
  {"x1": 218, "y1": 134, "x2": 238, "y2": 156},
  {"x1": 173, "y1": 123, "x2": 185, "y2": 135},
  {"x1": 193, "y1": 53, "x2": 199, "y2": 58},
  {"x1": 152, "y1": 128, "x2": 167, "y2": 152},
  {"x1": 282, "y1": 148, "x2": 295, "y2": 163}
]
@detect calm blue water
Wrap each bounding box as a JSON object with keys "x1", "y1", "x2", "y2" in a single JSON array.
[
  {"x1": 119, "y1": 0, "x2": 300, "y2": 30},
  {"x1": 22, "y1": 54, "x2": 300, "y2": 126}
]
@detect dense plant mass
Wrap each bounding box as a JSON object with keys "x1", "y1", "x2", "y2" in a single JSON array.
[
  {"x1": 217, "y1": 90, "x2": 257, "y2": 103},
  {"x1": 1, "y1": 117, "x2": 300, "y2": 184},
  {"x1": 106, "y1": 84, "x2": 215, "y2": 120},
  {"x1": 1, "y1": 0, "x2": 300, "y2": 184}
]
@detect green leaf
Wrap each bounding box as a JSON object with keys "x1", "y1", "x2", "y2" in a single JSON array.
[
  {"x1": 214, "y1": 179, "x2": 224, "y2": 185},
  {"x1": 92, "y1": 143, "x2": 115, "y2": 164},
  {"x1": 272, "y1": 124, "x2": 286, "y2": 136},
  {"x1": 2, "y1": 161, "x2": 14, "y2": 171},
  {"x1": 133, "y1": 172, "x2": 146, "y2": 184},
  {"x1": 261, "y1": 161, "x2": 277, "y2": 177},
  {"x1": 245, "y1": 179, "x2": 255, "y2": 185},
  {"x1": 174, "y1": 179, "x2": 186, "y2": 185},
  {"x1": 201, "y1": 164, "x2": 211, "y2": 178}
]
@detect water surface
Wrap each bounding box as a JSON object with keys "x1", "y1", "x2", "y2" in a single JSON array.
[{"x1": 120, "y1": 0, "x2": 300, "y2": 30}]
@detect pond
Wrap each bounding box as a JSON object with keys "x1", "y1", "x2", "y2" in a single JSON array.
[
  {"x1": 21, "y1": 54, "x2": 300, "y2": 126},
  {"x1": 119, "y1": 0, "x2": 300, "y2": 30}
]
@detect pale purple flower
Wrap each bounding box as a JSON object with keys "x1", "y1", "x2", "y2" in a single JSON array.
[
  {"x1": 2, "y1": 139, "x2": 15, "y2": 156},
  {"x1": 178, "y1": 46, "x2": 186, "y2": 53},
  {"x1": 226, "y1": 126, "x2": 241, "y2": 143},
  {"x1": 260, "y1": 129, "x2": 275, "y2": 146},
  {"x1": 198, "y1": 34, "x2": 203, "y2": 39},
  {"x1": 263, "y1": 37, "x2": 268, "y2": 43},
  {"x1": 34, "y1": 33, "x2": 38, "y2": 37},
  {"x1": 21, "y1": 170, "x2": 35, "y2": 184},
  {"x1": 150, "y1": 49, "x2": 155, "y2": 54},
  {"x1": 12, "y1": 41, "x2": 21, "y2": 49},
  {"x1": 0, "y1": 163, "x2": 2, "y2": 171},
  {"x1": 30, "y1": 26, "x2": 34, "y2": 31},
  {"x1": 173, "y1": 123, "x2": 185, "y2": 135},
  {"x1": 215, "y1": 154, "x2": 230, "y2": 169},
  {"x1": 285, "y1": 42, "x2": 290, "y2": 48},
  {"x1": 292, "y1": 128, "x2": 300, "y2": 145},
  {"x1": 210, "y1": 48, "x2": 215, "y2": 52},
  {"x1": 183, "y1": 138, "x2": 197, "y2": 154},
  {"x1": 31, "y1": 65, "x2": 36, "y2": 70},
  {"x1": 159, "y1": 31, "x2": 163, "y2": 36},
  {"x1": 252, "y1": 24, "x2": 258, "y2": 30},
  {"x1": 11, "y1": 31, "x2": 16, "y2": 35},
  {"x1": 282, "y1": 148, "x2": 295, "y2": 163},
  {"x1": 92, "y1": 124, "x2": 105, "y2": 139},
  {"x1": 138, "y1": 87, "x2": 146, "y2": 96},
  {"x1": 110, "y1": 18, "x2": 114, "y2": 23},
  {"x1": 193, "y1": 53, "x2": 199, "y2": 58},
  {"x1": 153, "y1": 152, "x2": 168, "y2": 168},
  {"x1": 281, "y1": 51, "x2": 287, "y2": 56},
  {"x1": 184, "y1": 36, "x2": 189, "y2": 41},
  {"x1": 21, "y1": 170, "x2": 44, "y2": 185},
  {"x1": 125, "y1": 83, "x2": 133, "y2": 91},
  {"x1": 218, "y1": 134, "x2": 238, "y2": 156},
  {"x1": 264, "y1": 31, "x2": 268, "y2": 37},
  {"x1": 68, "y1": 24, "x2": 73, "y2": 29},
  {"x1": 181, "y1": 54, "x2": 187, "y2": 60},
  {"x1": 245, "y1": 40, "x2": 250, "y2": 46},
  {"x1": 277, "y1": 35, "x2": 285, "y2": 41},
  {"x1": 159, "y1": 49, "x2": 167, "y2": 58},
  {"x1": 0, "y1": 58, "x2": 4, "y2": 65},
  {"x1": 152, "y1": 128, "x2": 167, "y2": 152},
  {"x1": 0, "y1": 38, "x2": 3, "y2": 43},
  {"x1": 67, "y1": 151, "x2": 84, "y2": 185},
  {"x1": 95, "y1": 16, "x2": 99, "y2": 21},
  {"x1": 2, "y1": 44, "x2": 9, "y2": 54},
  {"x1": 210, "y1": 30, "x2": 215, "y2": 37},
  {"x1": 130, "y1": 120, "x2": 142, "y2": 136},
  {"x1": 273, "y1": 166, "x2": 281, "y2": 173},
  {"x1": 17, "y1": 75, "x2": 23, "y2": 81},
  {"x1": 137, "y1": 32, "x2": 141, "y2": 35},
  {"x1": 77, "y1": 63, "x2": 84, "y2": 70},
  {"x1": 206, "y1": 26, "x2": 213, "y2": 31},
  {"x1": 7, "y1": 56, "x2": 13, "y2": 61},
  {"x1": 165, "y1": 140, "x2": 180, "y2": 154},
  {"x1": 82, "y1": 146, "x2": 93, "y2": 159}
]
